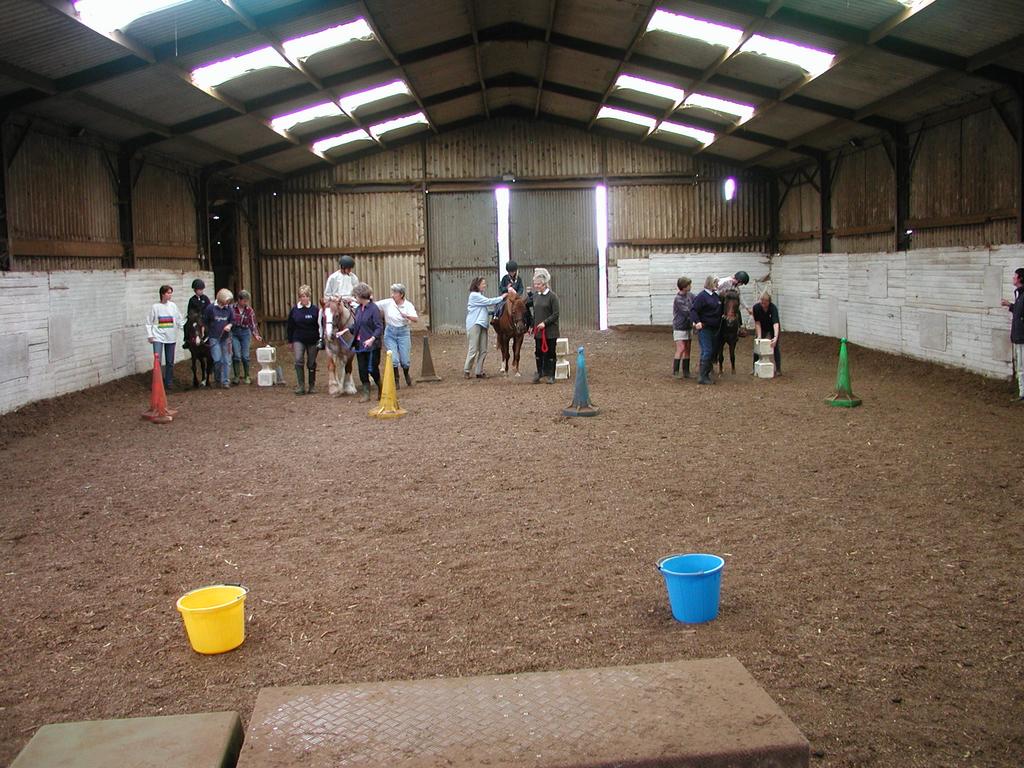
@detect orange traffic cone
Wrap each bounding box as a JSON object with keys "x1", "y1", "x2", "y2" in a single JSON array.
[{"x1": 142, "y1": 352, "x2": 178, "y2": 424}]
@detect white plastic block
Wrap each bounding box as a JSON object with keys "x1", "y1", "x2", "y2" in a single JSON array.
[
  {"x1": 755, "y1": 360, "x2": 775, "y2": 379},
  {"x1": 256, "y1": 346, "x2": 276, "y2": 365},
  {"x1": 257, "y1": 368, "x2": 276, "y2": 387},
  {"x1": 555, "y1": 337, "x2": 570, "y2": 356},
  {"x1": 754, "y1": 338, "x2": 773, "y2": 356},
  {"x1": 554, "y1": 359, "x2": 570, "y2": 380}
]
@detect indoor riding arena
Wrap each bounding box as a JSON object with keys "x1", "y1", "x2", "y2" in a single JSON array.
[{"x1": 1, "y1": 2, "x2": 1022, "y2": 768}]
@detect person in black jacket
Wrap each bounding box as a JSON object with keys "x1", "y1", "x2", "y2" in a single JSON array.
[
  {"x1": 184, "y1": 278, "x2": 211, "y2": 351},
  {"x1": 689, "y1": 275, "x2": 723, "y2": 385},
  {"x1": 531, "y1": 268, "x2": 560, "y2": 384},
  {"x1": 1001, "y1": 266, "x2": 1024, "y2": 402},
  {"x1": 286, "y1": 285, "x2": 320, "y2": 395}
]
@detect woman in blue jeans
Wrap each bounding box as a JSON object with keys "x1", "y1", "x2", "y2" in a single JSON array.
[
  {"x1": 377, "y1": 282, "x2": 419, "y2": 389},
  {"x1": 689, "y1": 275, "x2": 723, "y2": 385},
  {"x1": 203, "y1": 288, "x2": 235, "y2": 388},
  {"x1": 230, "y1": 290, "x2": 263, "y2": 384}
]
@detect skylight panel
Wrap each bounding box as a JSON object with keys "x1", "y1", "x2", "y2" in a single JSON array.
[
  {"x1": 192, "y1": 47, "x2": 287, "y2": 89},
  {"x1": 368, "y1": 113, "x2": 430, "y2": 139},
  {"x1": 656, "y1": 121, "x2": 716, "y2": 145},
  {"x1": 271, "y1": 102, "x2": 343, "y2": 132},
  {"x1": 596, "y1": 107, "x2": 657, "y2": 131},
  {"x1": 614, "y1": 75, "x2": 686, "y2": 104},
  {"x1": 896, "y1": 0, "x2": 936, "y2": 9},
  {"x1": 313, "y1": 129, "x2": 374, "y2": 153},
  {"x1": 682, "y1": 93, "x2": 756, "y2": 122},
  {"x1": 339, "y1": 80, "x2": 411, "y2": 115},
  {"x1": 74, "y1": 0, "x2": 190, "y2": 32},
  {"x1": 646, "y1": 9, "x2": 743, "y2": 49},
  {"x1": 743, "y1": 35, "x2": 834, "y2": 77},
  {"x1": 282, "y1": 19, "x2": 375, "y2": 61}
]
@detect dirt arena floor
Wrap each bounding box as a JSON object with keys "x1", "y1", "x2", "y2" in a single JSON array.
[{"x1": 1, "y1": 329, "x2": 1022, "y2": 767}]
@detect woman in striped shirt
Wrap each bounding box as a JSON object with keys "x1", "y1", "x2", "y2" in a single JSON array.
[
  {"x1": 145, "y1": 284, "x2": 184, "y2": 390},
  {"x1": 231, "y1": 290, "x2": 263, "y2": 385}
]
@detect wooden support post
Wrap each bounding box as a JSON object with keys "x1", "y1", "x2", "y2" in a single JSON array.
[
  {"x1": 197, "y1": 170, "x2": 211, "y2": 271},
  {"x1": 117, "y1": 150, "x2": 135, "y2": 269},
  {"x1": 893, "y1": 129, "x2": 912, "y2": 251},
  {"x1": 1017, "y1": 80, "x2": 1023, "y2": 244},
  {"x1": 0, "y1": 122, "x2": 10, "y2": 271},
  {"x1": 768, "y1": 173, "x2": 779, "y2": 255},
  {"x1": 819, "y1": 155, "x2": 832, "y2": 254}
]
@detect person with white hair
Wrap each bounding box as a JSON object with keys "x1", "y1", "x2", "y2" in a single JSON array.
[
  {"x1": 530, "y1": 268, "x2": 560, "y2": 384},
  {"x1": 377, "y1": 282, "x2": 419, "y2": 388},
  {"x1": 203, "y1": 287, "x2": 235, "y2": 389}
]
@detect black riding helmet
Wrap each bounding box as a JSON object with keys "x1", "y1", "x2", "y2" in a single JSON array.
[
  {"x1": 338, "y1": 255, "x2": 355, "y2": 269},
  {"x1": 734, "y1": 270, "x2": 750, "y2": 285},
  {"x1": 191, "y1": 278, "x2": 205, "y2": 290},
  {"x1": 506, "y1": 260, "x2": 518, "y2": 273}
]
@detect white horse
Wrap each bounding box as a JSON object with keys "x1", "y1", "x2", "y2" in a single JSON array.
[{"x1": 323, "y1": 297, "x2": 358, "y2": 396}]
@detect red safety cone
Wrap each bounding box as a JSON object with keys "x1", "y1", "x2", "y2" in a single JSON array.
[{"x1": 142, "y1": 352, "x2": 178, "y2": 424}]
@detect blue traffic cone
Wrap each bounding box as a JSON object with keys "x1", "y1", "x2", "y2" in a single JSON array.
[{"x1": 563, "y1": 346, "x2": 598, "y2": 417}]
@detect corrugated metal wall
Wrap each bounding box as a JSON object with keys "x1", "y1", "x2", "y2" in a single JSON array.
[
  {"x1": 427, "y1": 192, "x2": 498, "y2": 333},
  {"x1": 133, "y1": 161, "x2": 199, "y2": 268},
  {"x1": 832, "y1": 145, "x2": 895, "y2": 254},
  {"x1": 510, "y1": 188, "x2": 598, "y2": 330},
  {"x1": 778, "y1": 176, "x2": 821, "y2": 255},
  {"x1": 608, "y1": 179, "x2": 769, "y2": 262},
  {"x1": 7, "y1": 129, "x2": 121, "y2": 269}
]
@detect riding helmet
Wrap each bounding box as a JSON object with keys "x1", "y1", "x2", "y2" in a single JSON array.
[
  {"x1": 734, "y1": 270, "x2": 750, "y2": 285},
  {"x1": 506, "y1": 260, "x2": 518, "y2": 273},
  {"x1": 339, "y1": 255, "x2": 356, "y2": 269},
  {"x1": 191, "y1": 278, "x2": 205, "y2": 290}
]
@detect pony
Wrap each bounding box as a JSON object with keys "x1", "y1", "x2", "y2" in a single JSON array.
[
  {"x1": 717, "y1": 290, "x2": 743, "y2": 374},
  {"x1": 492, "y1": 290, "x2": 529, "y2": 376},
  {"x1": 323, "y1": 297, "x2": 357, "y2": 396},
  {"x1": 184, "y1": 310, "x2": 212, "y2": 388}
]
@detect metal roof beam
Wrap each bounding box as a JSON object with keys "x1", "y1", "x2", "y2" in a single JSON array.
[
  {"x1": 533, "y1": 0, "x2": 558, "y2": 118},
  {"x1": 466, "y1": 0, "x2": 490, "y2": 118},
  {"x1": 585, "y1": 3, "x2": 660, "y2": 130},
  {"x1": 683, "y1": 0, "x2": 1022, "y2": 88}
]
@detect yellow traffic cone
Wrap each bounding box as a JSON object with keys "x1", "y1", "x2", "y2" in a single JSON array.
[{"x1": 369, "y1": 350, "x2": 407, "y2": 419}]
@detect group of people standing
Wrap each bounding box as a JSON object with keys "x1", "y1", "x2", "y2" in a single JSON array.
[
  {"x1": 672, "y1": 270, "x2": 781, "y2": 385},
  {"x1": 464, "y1": 261, "x2": 560, "y2": 383},
  {"x1": 146, "y1": 278, "x2": 261, "y2": 390}
]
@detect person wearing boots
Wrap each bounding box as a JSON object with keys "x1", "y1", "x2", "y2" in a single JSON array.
[
  {"x1": 672, "y1": 276, "x2": 695, "y2": 379},
  {"x1": 377, "y1": 282, "x2": 419, "y2": 390},
  {"x1": 690, "y1": 274, "x2": 723, "y2": 385},
  {"x1": 145, "y1": 284, "x2": 184, "y2": 391},
  {"x1": 352, "y1": 282, "x2": 384, "y2": 401},
  {"x1": 493, "y1": 260, "x2": 525, "y2": 323},
  {"x1": 230, "y1": 290, "x2": 262, "y2": 385},
  {"x1": 184, "y1": 278, "x2": 211, "y2": 353},
  {"x1": 530, "y1": 268, "x2": 560, "y2": 384},
  {"x1": 286, "y1": 285, "x2": 320, "y2": 395},
  {"x1": 204, "y1": 288, "x2": 235, "y2": 389}
]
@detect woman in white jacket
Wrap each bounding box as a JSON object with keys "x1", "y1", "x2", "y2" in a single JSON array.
[{"x1": 146, "y1": 284, "x2": 184, "y2": 390}]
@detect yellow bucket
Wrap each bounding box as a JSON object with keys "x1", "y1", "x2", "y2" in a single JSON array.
[{"x1": 176, "y1": 584, "x2": 249, "y2": 654}]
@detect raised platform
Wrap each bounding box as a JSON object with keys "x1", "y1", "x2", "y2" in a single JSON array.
[
  {"x1": 238, "y1": 658, "x2": 809, "y2": 768},
  {"x1": 11, "y1": 711, "x2": 243, "y2": 768}
]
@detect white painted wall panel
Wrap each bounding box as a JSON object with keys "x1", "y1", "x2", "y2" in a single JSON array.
[{"x1": 0, "y1": 269, "x2": 212, "y2": 414}]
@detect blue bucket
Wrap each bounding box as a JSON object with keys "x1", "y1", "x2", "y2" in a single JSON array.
[{"x1": 657, "y1": 553, "x2": 725, "y2": 623}]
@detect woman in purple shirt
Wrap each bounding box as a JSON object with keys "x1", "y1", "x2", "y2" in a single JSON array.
[{"x1": 351, "y1": 282, "x2": 384, "y2": 402}]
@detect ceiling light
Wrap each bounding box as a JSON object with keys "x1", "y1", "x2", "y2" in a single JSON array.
[
  {"x1": 596, "y1": 106, "x2": 656, "y2": 130},
  {"x1": 656, "y1": 121, "x2": 716, "y2": 145},
  {"x1": 192, "y1": 47, "x2": 286, "y2": 88},
  {"x1": 646, "y1": 9, "x2": 742, "y2": 49},
  {"x1": 368, "y1": 113, "x2": 430, "y2": 139},
  {"x1": 313, "y1": 129, "x2": 374, "y2": 153},
  {"x1": 339, "y1": 80, "x2": 411, "y2": 115},
  {"x1": 74, "y1": 0, "x2": 190, "y2": 31},
  {"x1": 742, "y1": 35, "x2": 834, "y2": 77},
  {"x1": 614, "y1": 74, "x2": 685, "y2": 104},
  {"x1": 271, "y1": 102, "x2": 343, "y2": 132},
  {"x1": 682, "y1": 93, "x2": 756, "y2": 122},
  {"x1": 282, "y1": 19, "x2": 374, "y2": 61}
]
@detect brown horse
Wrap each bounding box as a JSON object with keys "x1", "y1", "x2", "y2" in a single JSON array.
[
  {"x1": 323, "y1": 297, "x2": 357, "y2": 396},
  {"x1": 493, "y1": 291, "x2": 529, "y2": 376},
  {"x1": 717, "y1": 291, "x2": 743, "y2": 374}
]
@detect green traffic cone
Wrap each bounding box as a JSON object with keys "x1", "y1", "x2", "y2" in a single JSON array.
[{"x1": 826, "y1": 337, "x2": 861, "y2": 408}]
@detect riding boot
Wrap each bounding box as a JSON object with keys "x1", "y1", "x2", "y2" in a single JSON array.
[
  {"x1": 532, "y1": 354, "x2": 543, "y2": 384},
  {"x1": 697, "y1": 360, "x2": 711, "y2": 385},
  {"x1": 403, "y1": 366, "x2": 413, "y2": 387},
  {"x1": 672, "y1": 358, "x2": 681, "y2": 378},
  {"x1": 231, "y1": 360, "x2": 240, "y2": 385},
  {"x1": 393, "y1": 366, "x2": 401, "y2": 390},
  {"x1": 359, "y1": 383, "x2": 370, "y2": 402},
  {"x1": 293, "y1": 365, "x2": 305, "y2": 395},
  {"x1": 682, "y1": 359, "x2": 691, "y2": 379},
  {"x1": 545, "y1": 358, "x2": 556, "y2": 384},
  {"x1": 307, "y1": 370, "x2": 317, "y2": 394},
  {"x1": 241, "y1": 359, "x2": 251, "y2": 384}
]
